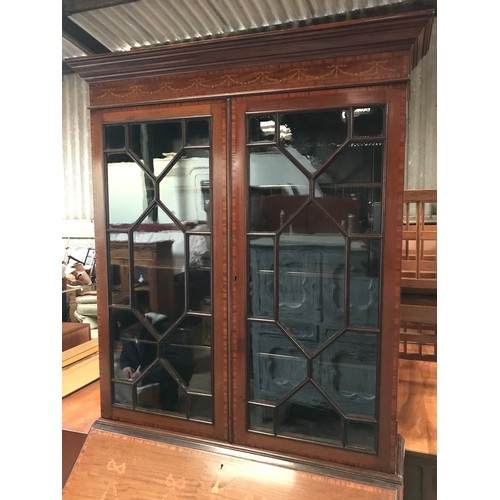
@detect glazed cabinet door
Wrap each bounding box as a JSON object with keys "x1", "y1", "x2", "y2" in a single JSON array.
[
  {"x1": 93, "y1": 100, "x2": 229, "y2": 441},
  {"x1": 230, "y1": 87, "x2": 405, "y2": 473}
]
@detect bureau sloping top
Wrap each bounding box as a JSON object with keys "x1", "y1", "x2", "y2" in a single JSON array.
[{"x1": 63, "y1": 421, "x2": 402, "y2": 499}]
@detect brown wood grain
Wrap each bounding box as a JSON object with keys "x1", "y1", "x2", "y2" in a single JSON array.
[
  {"x1": 63, "y1": 426, "x2": 401, "y2": 499},
  {"x1": 397, "y1": 359, "x2": 437, "y2": 455}
]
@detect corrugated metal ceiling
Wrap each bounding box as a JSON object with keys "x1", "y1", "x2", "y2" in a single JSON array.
[{"x1": 62, "y1": 0, "x2": 435, "y2": 61}]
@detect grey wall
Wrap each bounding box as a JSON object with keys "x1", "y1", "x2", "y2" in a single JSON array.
[{"x1": 406, "y1": 21, "x2": 437, "y2": 189}]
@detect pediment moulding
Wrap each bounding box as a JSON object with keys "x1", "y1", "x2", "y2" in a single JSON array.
[{"x1": 67, "y1": 10, "x2": 435, "y2": 89}]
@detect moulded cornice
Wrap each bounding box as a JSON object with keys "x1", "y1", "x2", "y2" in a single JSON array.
[{"x1": 66, "y1": 10, "x2": 435, "y2": 83}]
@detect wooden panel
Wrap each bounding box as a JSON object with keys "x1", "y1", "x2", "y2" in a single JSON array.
[
  {"x1": 63, "y1": 424, "x2": 402, "y2": 499},
  {"x1": 67, "y1": 11, "x2": 434, "y2": 84},
  {"x1": 62, "y1": 351, "x2": 100, "y2": 398},
  {"x1": 397, "y1": 360, "x2": 436, "y2": 455},
  {"x1": 62, "y1": 380, "x2": 101, "y2": 433},
  {"x1": 62, "y1": 338, "x2": 99, "y2": 368},
  {"x1": 62, "y1": 430, "x2": 88, "y2": 489}
]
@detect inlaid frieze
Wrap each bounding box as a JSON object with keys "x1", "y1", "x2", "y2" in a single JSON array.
[{"x1": 89, "y1": 52, "x2": 408, "y2": 108}]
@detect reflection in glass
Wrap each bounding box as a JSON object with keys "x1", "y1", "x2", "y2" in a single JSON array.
[
  {"x1": 245, "y1": 107, "x2": 385, "y2": 453},
  {"x1": 353, "y1": 107, "x2": 384, "y2": 137},
  {"x1": 280, "y1": 110, "x2": 348, "y2": 173},
  {"x1": 249, "y1": 321, "x2": 307, "y2": 402},
  {"x1": 105, "y1": 116, "x2": 213, "y2": 422},
  {"x1": 129, "y1": 121, "x2": 183, "y2": 178},
  {"x1": 248, "y1": 236, "x2": 274, "y2": 319},
  {"x1": 105, "y1": 124, "x2": 125, "y2": 149},
  {"x1": 110, "y1": 308, "x2": 213, "y2": 418},
  {"x1": 131, "y1": 221, "x2": 180, "y2": 322},
  {"x1": 278, "y1": 205, "x2": 345, "y2": 350},
  {"x1": 314, "y1": 331, "x2": 377, "y2": 417},
  {"x1": 187, "y1": 119, "x2": 209, "y2": 146},
  {"x1": 318, "y1": 142, "x2": 383, "y2": 184},
  {"x1": 107, "y1": 153, "x2": 154, "y2": 226},
  {"x1": 346, "y1": 420, "x2": 376, "y2": 451},
  {"x1": 249, "y1": 147, "x2": 309, "y2": 232},
  {"x1": 249, "y1": 114, "x2": 276, "y2": 142},
  {"x1": 315, "y1": 142, "x2": 383, "y2": 234},
  {"x1": 159, "y1": 150, "x2": 210, "y2": 225},
  {"x1": 278, "y1": 383, "x2": 342, "y2": 445},
  {"x1": 349, "y1": 239, "x2": 380, "y2": 328},
  {"x1": 249, "y1": 404, "x2": 274, "y2": 433},
  {"x1": 108, "y1": 235, "x2": 130, "y2": 306}
]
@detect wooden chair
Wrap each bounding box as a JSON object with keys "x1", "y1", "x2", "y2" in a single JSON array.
[{"x1": 399, "y1": 189, "x2": 437, "y2": 361}]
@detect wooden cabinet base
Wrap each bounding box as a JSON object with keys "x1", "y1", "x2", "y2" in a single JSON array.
[
  {"x1": 62, "y1": 339, "x2": 100, "y2": 397},
  {"x1": 63, "y1": 419, "x2": 404, "y2": 499}
]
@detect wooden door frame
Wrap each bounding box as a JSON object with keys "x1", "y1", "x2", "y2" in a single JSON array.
[
  {"x1": 230, "y1": 85, "x2": 407, "y2": 474},
  {"x1": 91, "y1": 99, "x2": 229, "y2": 441}
]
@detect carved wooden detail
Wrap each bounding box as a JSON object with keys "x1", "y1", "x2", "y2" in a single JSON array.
[{"x1": 89, "y1": 52, "x2": 408, "y2": 107}]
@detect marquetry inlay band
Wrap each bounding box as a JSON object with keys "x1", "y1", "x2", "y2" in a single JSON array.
[{"x1": 89, "y1": 52, "x2": 408, "y2": 108}]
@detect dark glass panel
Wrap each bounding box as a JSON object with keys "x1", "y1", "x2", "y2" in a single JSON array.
[
  {"x1": 248, "y1": 404, "x2": 275, "y2": 434},
  {"x1": 315, "y1": 142, "x2": 383, "y2": 234},
  {"x1": 249, "y1": 114, "x2": 276, "y2": 142},
  {"x1": 105, "y1": 124, "x2": 125, "y2": 149},
  {"x1": 187, "y1": 119, "x2": 209, "y2": 146},
  {"x1": 278, "y1": 205, "x2": 345, "y2": 351},
  {"x1": 112, "y1": 381, "x2": 133, "y2": 406},
  {"x1": 280, "y1": 109, "x2": 348, "y2": 173},
  {"x1": 346, "y1": 420, "x2": 377, "y2": 452},
  {"x1": 315, "y1": 186, "x2": 382, "y2": 235},
  {"x1": 248, "y1": 236, "x2": 274, "y2": 319},
  {"x1": 107, "y1": 153, "x2": 154, "y2": 226},
  {"x1": 249, "y1": 321, "x2": 307, "y2": 403},
  {"x1": 314, "y1": 331, "x2": 377, "y2": 417},
  {"x1": 349, "y1": 239, "x2": 381, "y2": 328},
  {"x1": 317, "y1": 142, "x2": 383, "y2": 184},
  {"x1": 131, "y1": 215, "x2": 183, "y2": 322},
  {"x1": 129, "y1": 121, "x2": 183, "y2": 178},
  {"x1": 277, "y1": 383, "x2": 343, "y2": 445},
  {"x1": 108, "y1": 236, "x2": 130, "y2": 306},
  {"x1": 184, "y1": 344, "x2": 212, "y2": 394},
  {"x1": 189, "y1": 394, "x2": 213, "y2": 422},
  {"x1": 188, "y1": 234, "x2": 211, "y2": 313},
  {"x1": 353, "y1": 107, "x2": 384, "y2": 137},
  {"x1": 249, "y1": 147, "x2": 309, "y2": 232},
  {"x1": 159, "y1": 149, "x2": 210, "y2": 227}
]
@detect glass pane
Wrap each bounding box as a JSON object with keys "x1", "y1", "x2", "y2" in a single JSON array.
[
  {"x1": 132, "y1": 216, "x2": 183, "y2": 323},
  {"x1": 111, "y1": 309, "x2": 204, "y2": 415},
  {"x1": 249, "y1": 147, "x2": 309, "y2": 232},
  {"x1": 107, "y1": 153, "x2": 153, "y2": 227},
  {"x1": 159, "y1": 150, "x2": 210, "y2": 226},
  {"x1": 249, "y1": 404, "x2": 274, "y2": 434},
  {"x1": 105, "y1": 124, "x2": 125, "y2": 149},
  {"x1": 108, "y1": 235, "x2": 130, "y2": 306},
  {"x1": 248, "y1": 236, "x2": 274, "y2": 319},
  {"x1": 317, "y1": 142, "x2": 383, "y2": 184},
  {"x1": 315, "y1": 142, "x2": 383, "y2": 235},
  {"x1": 187, "y1": 119, "x2": 209, "y2": 146},
  {"x1": 277, "y1": 383, "x2": 343, "y2": 445},
  {"x1": 249, "y1": 114, "x2": 276, "y2": 142},
  {"x1": 249, "y1": 321, "x2": 307, "y2": 403},
  {"x1": 349, "y1": 239, "x2": 380, "y2": 328},
  {"x1": 278, "y1": 204, "x2": 345, "y2": 351},
  {"x1": 188, "y1": 234, "x2": 211, "y2": 312},
  {"x1": 314, "y1": 331, "x2": 377, "y2": 417},
  {"x1": 346, "y1": 421, "x2": 376, "y2": 452},
  {"x1": 189, "y1": 394, "x2": 213, "y2": 421},
  {"x1": 129, "y1": 121, "x2": 183, "y2": 178},
  {"x1": 280, "y1": 109, "x2": 348, "y2": 173},
  {"x1": 353, "y1": 107, "x2": 384, "y2": 137}
]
